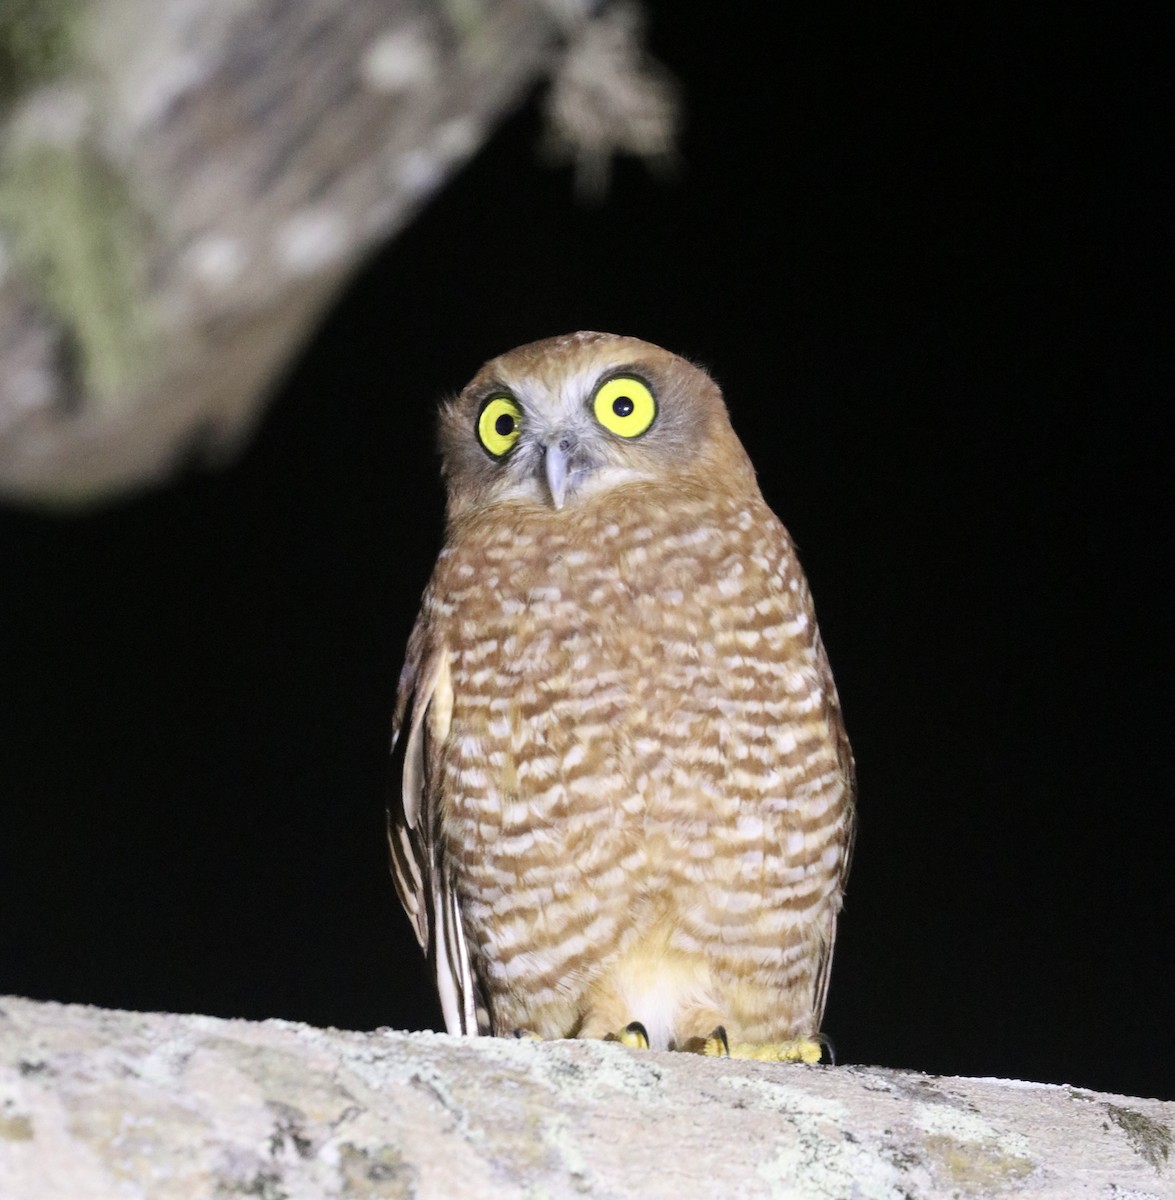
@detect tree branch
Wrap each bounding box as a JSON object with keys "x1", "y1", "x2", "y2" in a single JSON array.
[
  {"x1": 0, "y1": 0, "x2": 633, "y2": 504},
  {"x1": 1, "y1": 995, "x2": 1171, "y2": 1197}
]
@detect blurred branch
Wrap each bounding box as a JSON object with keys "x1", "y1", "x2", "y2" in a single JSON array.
[{"x1": 0, "y1": 0, "x2": 675, "y2": 506}]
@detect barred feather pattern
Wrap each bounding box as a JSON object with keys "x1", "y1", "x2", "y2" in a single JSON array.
[{"x1": 389, "y1": 333, "x2": 854, "y2": 1052}]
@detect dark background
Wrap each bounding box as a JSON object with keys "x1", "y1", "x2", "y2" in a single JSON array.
[{"x1": 1, "y1": 9, "x2": 1169, "y2": 1101}]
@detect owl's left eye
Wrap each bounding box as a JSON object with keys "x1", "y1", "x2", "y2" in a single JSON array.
[
  {"x1": 477, "y1": 395, "x2": 524, "y2": 457},
  {"x1": 593, "y1": 376, "x2": 656, "y2": 438}
]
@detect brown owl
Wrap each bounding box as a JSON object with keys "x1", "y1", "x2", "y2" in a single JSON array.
[{"x1": 389, "y1": 332, "x2": 855, "y2": 1060}]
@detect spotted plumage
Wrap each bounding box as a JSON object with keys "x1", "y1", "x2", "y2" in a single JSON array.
[{"x1": 389, "y1": 332, "x2": 855, "y2": 1054}]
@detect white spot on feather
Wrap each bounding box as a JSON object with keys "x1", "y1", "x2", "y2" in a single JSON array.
[{"x1": 736, "y1": 814, "x2": 764, "y2": 839}]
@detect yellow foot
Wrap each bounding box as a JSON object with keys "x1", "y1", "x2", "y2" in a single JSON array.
[
  {"x1": 605, "y1": 1021, "x2": 650, "y2": 1049},
  {"x1": 701, "y1": 1027, "x2": 823, "y2": 1063},
  {"x1": 732, "y1": 1039, "x2": 823, "y2": 1063},
  {"x1": 511, "y1": 1028, "x2": 542, "y2": 1040}
]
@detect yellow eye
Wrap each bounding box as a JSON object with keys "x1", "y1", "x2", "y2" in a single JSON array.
[
  {"x1": 593, "y1": 376, "x2": 656, "y2": 438},
  {"x1": 477, "y1": 395, "x2": 523, "y2": 457}
]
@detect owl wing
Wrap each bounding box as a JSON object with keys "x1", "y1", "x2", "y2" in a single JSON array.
[
  {"x1": 808, "y1": 624, "x2": 858, "y2": 1033},
  {"x1": 388, "y1": 618, "x2": 487, "y2": 1035}
]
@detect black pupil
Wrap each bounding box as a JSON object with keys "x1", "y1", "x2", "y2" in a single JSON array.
[
  {"x1": 494, "y1": 412, "x2": 515, "y2": 437},
  {"x1": 612, "y1": 395, "x2": 635, "y2": 418}
]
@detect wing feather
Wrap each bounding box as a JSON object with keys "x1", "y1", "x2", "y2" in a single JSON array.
[
  {"x1": 808, "y1": 624, "x2": 857, "y2": 1033},
  {"x1": 387, "y1": 620, "x2": 487, "y2": 1034}
]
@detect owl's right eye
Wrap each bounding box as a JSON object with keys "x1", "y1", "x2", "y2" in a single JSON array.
[{"x1": 477, "y1": 395, "x2": 524, "y2": 457}]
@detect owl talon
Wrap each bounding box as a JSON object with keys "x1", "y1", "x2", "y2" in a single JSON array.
[
  {"x1": 607, "y1": 1021, "x2": 650, "y2": 1049},
  {"x1": 512, "y1": 1027, "x2": 541, "y2": 1040},
  {"x1": 703, "y1": 1025, "x2": 731, "y2": 1057}
]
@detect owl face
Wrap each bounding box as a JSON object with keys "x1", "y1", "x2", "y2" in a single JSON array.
[{"x1": 438, "y1": 332, "x2": 750, "y2": 520}]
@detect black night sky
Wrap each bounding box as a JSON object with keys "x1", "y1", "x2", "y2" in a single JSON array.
[{"x1": 1, "y1": 9, "x2": 1169, "y2": 1102}]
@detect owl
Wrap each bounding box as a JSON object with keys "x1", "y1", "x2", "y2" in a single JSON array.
[{"x1": 389, "y1": 332, "x2": 855, "y2": 1060}]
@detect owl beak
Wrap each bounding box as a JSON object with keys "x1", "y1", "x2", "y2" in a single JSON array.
[{"x1": 543, "y1": 439, "x2": 570, "y2": 509}]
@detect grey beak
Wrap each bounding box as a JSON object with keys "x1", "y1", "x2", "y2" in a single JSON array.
[{"x1": 544, "y1": 441, "x2": 569, "y2": 509}]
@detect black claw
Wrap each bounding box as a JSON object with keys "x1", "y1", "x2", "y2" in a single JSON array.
[
  {"x1": 820, "y1": 1034, "x2": 836, "y2": 1066},
  {"x1": 710, "y1": 1024, "x2": 730, "y2": 1056},
  {"x1": 625, "y1": 1021, "x2": 650, "y2": 1046}
]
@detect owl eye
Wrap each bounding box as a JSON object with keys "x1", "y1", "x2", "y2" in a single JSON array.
[
  {"x1": 477, "y1": 395, "x2": 524, "y2": 457},
  {"x1": 593, "y1": 376, "x2": 656, "y2": 438}
]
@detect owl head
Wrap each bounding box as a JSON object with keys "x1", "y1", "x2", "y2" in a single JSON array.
[{"x1": 438, "y1": 332, "x2": 754, "y2": 521}]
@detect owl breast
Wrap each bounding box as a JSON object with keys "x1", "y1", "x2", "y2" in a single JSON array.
[{"x1": 424, "y1": 480, "x2": 850, "y2": 1044}]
